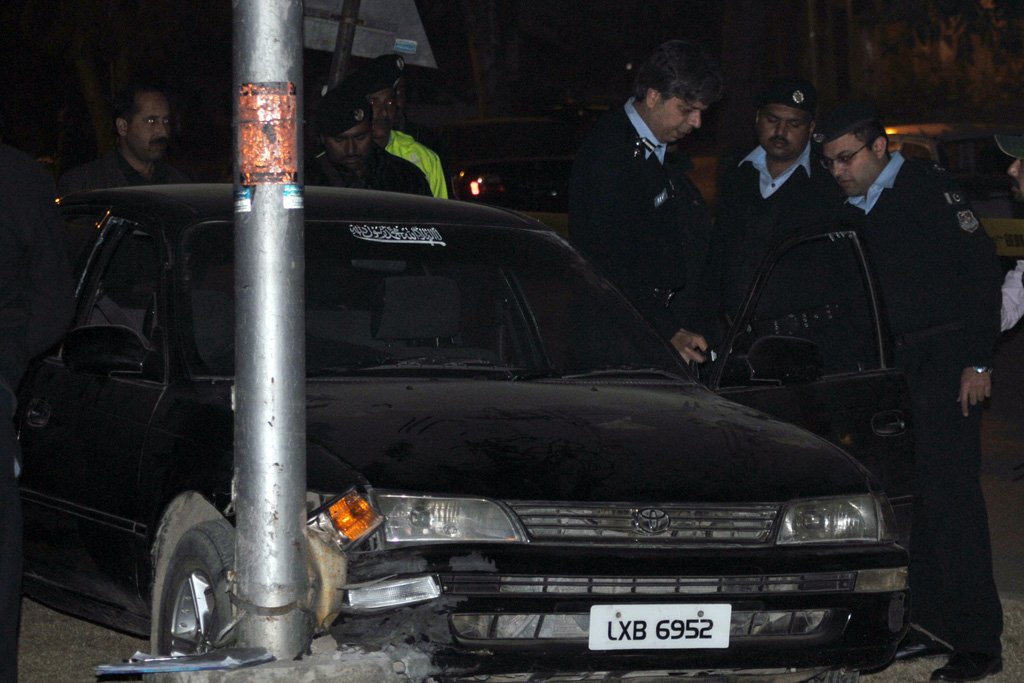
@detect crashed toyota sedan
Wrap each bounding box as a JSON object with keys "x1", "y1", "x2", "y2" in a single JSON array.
[{"x1": 18, "y1": 185, "x2": 907, "y2": 681}]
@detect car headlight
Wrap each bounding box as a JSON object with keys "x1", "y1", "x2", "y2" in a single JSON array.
[
  {"x1": 375, "y1": 492, "x2": 527, "y2": 544},
  {"x1": 777, "y1": 494, "x2": 896, "y2": 545}
]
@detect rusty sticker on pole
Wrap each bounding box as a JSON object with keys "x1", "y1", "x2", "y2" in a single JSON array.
[{"x1": 239, "y1": 82, "x2": 298, "y2": 185}]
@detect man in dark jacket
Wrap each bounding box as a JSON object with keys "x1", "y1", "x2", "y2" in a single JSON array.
[
  {"x1": 1, "y1": 143, "x2": 75, "y2": 683},
  {"x1": 819, "y1": 101, "x2": 1003, "y2": 682},
  {"x1": 568, "y1": 39, "x2": 722, "y2": 351},
  {"x1": 306, "y1": 85, "x2": 430, "y2": 196},
  {"x1": 57, "y1": 83, "x2": 189, "y2": 196},
  {"x1": 675, "y1": 78, "x2": 852, "y2": 367}
]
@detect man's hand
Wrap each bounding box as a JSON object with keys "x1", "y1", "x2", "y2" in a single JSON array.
[
  {"x1": 959, "y1": 367, "x2": 992, "y2": 417},
  {"x1": 671, "y1": 328, "x2": 708, "y2": 363}
]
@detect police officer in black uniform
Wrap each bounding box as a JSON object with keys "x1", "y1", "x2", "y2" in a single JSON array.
[
  {"x1": 1, "y1": 141, "x2": 75, "y2": 683},
  {"x1": 568, "y1": 39, "x2": 722, "y2": 351},
  {"x1": 307, "y1": 85, "x2": 431, "y2": 196},
  {"x1": 818, "y1": 101, "x2": 1003, "y2": 682},
  {"x1": 675, "y1": 77, "x2": 851, "y2": 364}
]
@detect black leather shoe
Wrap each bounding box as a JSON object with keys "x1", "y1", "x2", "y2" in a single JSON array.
[
  {"x1": 895, "y1": 629, "x2": 952, "y2": 661},
  {"x1": 930, "y1": 652, "x2": 1003, "y2": 681}
]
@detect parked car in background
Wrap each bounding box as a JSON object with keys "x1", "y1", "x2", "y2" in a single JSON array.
[
  {"x1": 19, "y1": 185, "x2": 910, "y2": 681},
  {"x1": 450, "y1": 155, "x2": 573, "y2": 234},
  {"x1": 885, "y1": 122, "x2": 1019, "y2": 218},
  {"x1": 441, "y1": 117, "x2": 580, "y2": 235}
]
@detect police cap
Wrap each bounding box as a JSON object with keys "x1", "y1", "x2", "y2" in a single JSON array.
[
  {"x1": 756, "y1": 77, "x2": 817, "y2": 116},
  {"x1": 345, "y1": 53, "x2": 405, "y2": 97},
  {"x1": 812, "y1": 100, "x2": 879, "y2": 144},
  {"x1": 317, "y1": 86, "x2": 371, "y2": 137},
  {"x1": 995, "y1": 133, "x2": 1024, "y2": 159}
]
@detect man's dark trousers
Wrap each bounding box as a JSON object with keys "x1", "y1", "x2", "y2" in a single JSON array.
[{"x1": 897, "y1": 338, "x2": 1003, "y2": 656}]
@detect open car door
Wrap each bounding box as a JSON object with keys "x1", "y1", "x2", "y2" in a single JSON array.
[{"x1": 707, "y1": 230, "x2": 915, "y2": 543}]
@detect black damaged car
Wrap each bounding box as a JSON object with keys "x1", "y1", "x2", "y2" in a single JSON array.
[{"x1": 18, "y1": 185, "x2": 912, "y2": 682}]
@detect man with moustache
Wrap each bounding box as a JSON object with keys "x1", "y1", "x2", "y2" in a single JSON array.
[
  {"x1": 818, "y1": 101, "x2": 1003, "y2": 682},
  {"x1": 306, "y1": 85, "x2": 430, "y2": 196},
  {"x1": 568, "y1": 39, "x2": 722, "y2": 350},
  {"x1": 58, "y1": 83, "x2": 189, "y2": 195},
  {"x1": 673, "y1": 77, "x2": 849, "y2": 364}
]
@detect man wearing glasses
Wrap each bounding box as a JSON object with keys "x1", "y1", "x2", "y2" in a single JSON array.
[
  {"x1": 57, "y1": 83, "x2": 189, "y2": 196},
  {"x1": 817, "y1": 101, "x2": 1003, "y2": 682}
]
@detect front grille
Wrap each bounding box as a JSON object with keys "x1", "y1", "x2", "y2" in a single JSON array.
[
  {"x1": 440, "y1": 670, "x2": 821, "y2": 683},
  {"x1": 509, "y1": 503, "x2": 779, "y2": 544},
  {"x1": 451, "y1": 608, "x2": 840, "y2": 641},
  {"x1": 440, "y1": 572, "x2": 857, "y2": 597}
]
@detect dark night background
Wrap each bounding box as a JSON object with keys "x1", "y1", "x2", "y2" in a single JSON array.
[{"x1": 1, "y1": 0, "x2": 1023, "y2": 183}]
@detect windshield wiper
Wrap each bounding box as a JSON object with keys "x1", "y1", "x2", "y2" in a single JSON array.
[
  {"x1": 310, "y1": 357, "x2": 551, "y2": 377},
  {"x1": 558, "y1": 366, "x2": 688, "y2": 381}
]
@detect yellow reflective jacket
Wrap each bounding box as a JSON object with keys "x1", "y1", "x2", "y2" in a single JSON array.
[{"x1": 386, "y1": 130, "x2": 448, "y2": 199}]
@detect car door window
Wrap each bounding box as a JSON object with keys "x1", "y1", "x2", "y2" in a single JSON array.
[
  {"x1": 61, "y1": 210, "x2": 109, "y2": 286},
  {"x1": 895, "y1": 141, "x2": 932, "y2": 162},
  {"x1": 718, "y1": 232, "x2": 882, "y2": 387},
  {"x1": 86, "y1": 221, "x2": 161, "y2": 342}
]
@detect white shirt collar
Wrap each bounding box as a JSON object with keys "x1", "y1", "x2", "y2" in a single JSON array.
[
  {"x1": 739, "y1": 143, "x2": 813, "y2": 199},
  {"x1": 847, "y1": 151, "x2": 905, "y2": 214},
  {"x1": 624, "y1": 98, "x2": 666, "y2": 164}
]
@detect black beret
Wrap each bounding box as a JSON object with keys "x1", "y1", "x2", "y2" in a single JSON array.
[
  {"x1": 344, "y1": 53, "x2": 405, "y2": 97},
  {"x1": 317, "y1": 86, "x2": 371, "y2": 136},
  {"x1": 813, "y1": 100, "x2": 880, "y2": 144},
  {"x1": 756, "y1": 77, "x2": 817, "y2": 115}
]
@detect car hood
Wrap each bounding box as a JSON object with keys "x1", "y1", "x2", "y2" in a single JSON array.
[{"x1": 305, "y1": 379, "x2": 873, "y2": 503}]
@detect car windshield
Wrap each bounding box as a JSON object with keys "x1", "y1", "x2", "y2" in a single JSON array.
[{"x1": 180, "y1": 221, "x2": 687, "y2": 381}]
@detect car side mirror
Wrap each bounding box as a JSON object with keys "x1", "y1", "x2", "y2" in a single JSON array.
[
  {"x1": 746, "y1": 335, "x2": 823, "y2": 385},
  {"x1": 62, "y1": 325, "x2": 151, "y2": 376}
]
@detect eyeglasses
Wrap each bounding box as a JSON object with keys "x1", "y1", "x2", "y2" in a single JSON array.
[
  {"x1": 820, "y1": 144, "x2": 867, "y2": 171},
  {"x1": 366, "y1": 94, "x2": 396, "y2": 109}
]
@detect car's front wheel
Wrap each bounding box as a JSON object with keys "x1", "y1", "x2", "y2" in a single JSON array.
[{"x1": 154, "y1": 518, "x2": 236, "y2": 655}]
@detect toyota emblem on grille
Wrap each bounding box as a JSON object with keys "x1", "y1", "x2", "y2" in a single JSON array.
[{"x1": 632, "y1": 508, "x2": 671, "y2": 534}]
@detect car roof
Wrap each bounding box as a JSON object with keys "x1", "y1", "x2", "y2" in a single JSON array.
[{"x1": 56, "y1": 183, "x2": 547, "y2": 231}]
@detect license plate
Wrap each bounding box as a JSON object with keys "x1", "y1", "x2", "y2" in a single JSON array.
[{"x1": 588, "y1": 603, "x2": 731, "y2": 650}]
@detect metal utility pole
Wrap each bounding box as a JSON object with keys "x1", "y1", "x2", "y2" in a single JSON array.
[
  {"x1": 327, "y1": 0, "x2": 362, "y2": 89},
  {"x1": 232, "y1": 0, "x2": 312, "y2": 659}
]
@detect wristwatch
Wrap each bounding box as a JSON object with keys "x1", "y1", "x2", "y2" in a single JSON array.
[{"x1": 973, "y1": 366, "x2": 993, "y2": 374}]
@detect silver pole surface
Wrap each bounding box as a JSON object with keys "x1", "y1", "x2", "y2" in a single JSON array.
[{"x1": 232, "y1": 0, "x2": 312, "y2": 658}]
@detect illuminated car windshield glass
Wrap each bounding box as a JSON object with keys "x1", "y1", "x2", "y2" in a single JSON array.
[{"x1": 180, "y1": 221, "x2": 686, "y2": 379}]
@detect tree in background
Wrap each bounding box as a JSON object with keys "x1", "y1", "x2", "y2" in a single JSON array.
[{"x1": 865, "y1": 0, "x2": 1024, "y2": 120}]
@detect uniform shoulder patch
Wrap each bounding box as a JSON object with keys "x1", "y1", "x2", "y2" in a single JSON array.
[{"x1": 957, "y1": 209, "x2": 980, "y2": 233}]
